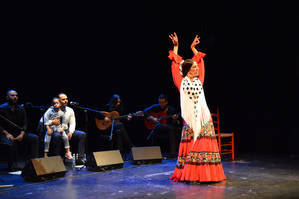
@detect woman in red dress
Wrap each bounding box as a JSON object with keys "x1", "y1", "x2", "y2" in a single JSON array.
[{"x1": 169, "y1": 32, "x2": 226, "y2": 183}]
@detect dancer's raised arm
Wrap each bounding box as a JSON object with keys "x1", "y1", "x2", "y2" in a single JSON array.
[
  {"x1": 169, "y1": 32, "x2": 179, "y2": 54},
  {"x1": 191, "y1": 34, "x2": 206, "y2": 84},
  {"x1": 190, "y1": 35, "x2": 200, "y2": 55},
  {"x1": 168, "y1": 32, "x2": 183, "y2": 90}
]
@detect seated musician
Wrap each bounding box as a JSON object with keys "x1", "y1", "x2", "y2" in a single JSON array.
[
  {"x1": 95, "y1": 94, "x2": 134, "y2": 160},
  {"x1": 0, "y1": 90, "x2": 39, "y2": 172},
  {"x1": 143, "y1": 94, "x2": 180, "y2": 157}
]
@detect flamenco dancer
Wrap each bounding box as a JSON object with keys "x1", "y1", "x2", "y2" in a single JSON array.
[{"x1": 168, "y1": 32, "x2": 226, "y2": 183}]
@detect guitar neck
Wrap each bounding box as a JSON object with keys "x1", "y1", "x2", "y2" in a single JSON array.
[
  {"x1": 156, "y1": 113, "x2": 180, "y2": 120},
  {"x1": 112, "y1": 111, "x2": 144, "y2": 120},
  {"x1": 160, "y1": 115, "x2": 173, "y2": 120},
  {"x1": 113, "y1": 115, "x2": 128, "y2": 120}
]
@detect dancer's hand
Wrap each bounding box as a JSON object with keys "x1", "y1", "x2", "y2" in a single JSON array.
[
  {"x1": 191, "y1": 35, "x2": 200, "y2": 49},
  {"x1": 191, "y1": 35, "x2": 200, "y2": 55},
  {"x1": 169, "y1": 32, "x2": 178, "y2": 46},
  {"x1": 169, "y1": 32, "x2": 179, "y2": 54}
]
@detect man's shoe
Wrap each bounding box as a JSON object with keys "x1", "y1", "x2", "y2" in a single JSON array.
[
  {"x1": 75, "y1": 158, "x2": 85, "y2": 165},
  {"x1": 8, "y1": 167, "x2": 22, "y2": 175},
  {"x1": 8, "y1": 167, "x2": 18, "y2": 172}
]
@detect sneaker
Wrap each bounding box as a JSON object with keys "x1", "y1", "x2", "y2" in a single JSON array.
[
  {"x1": 8, "y1": 167, "x2": 22, "y2": 175},
  {"x1": 8, "y1": 167, "x2": 19, "y2": 172}
]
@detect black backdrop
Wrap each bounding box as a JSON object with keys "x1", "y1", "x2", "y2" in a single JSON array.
[{"x1": 1, "y1": 2, "x2": 298, "y2": 155}]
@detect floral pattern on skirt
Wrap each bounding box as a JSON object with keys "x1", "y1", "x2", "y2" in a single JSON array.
[{"x1": 170, "y1": 121, "x2": 226, "y2": 182}]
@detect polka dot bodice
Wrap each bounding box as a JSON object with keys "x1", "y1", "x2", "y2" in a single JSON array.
[{"x1": 181, "y1": 77, "x2": 203, "y2": 119}]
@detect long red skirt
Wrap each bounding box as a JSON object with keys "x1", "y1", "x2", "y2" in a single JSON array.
[{"x1": 170, "y1": 121, "x2": 226, "y2": 182}]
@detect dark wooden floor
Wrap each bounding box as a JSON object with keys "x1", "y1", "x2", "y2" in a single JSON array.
[{"x1": 1, "y1": 154, "x2": 299, "y2": 199}]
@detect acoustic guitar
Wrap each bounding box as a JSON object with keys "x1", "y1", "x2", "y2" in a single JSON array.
[
  {"x1": 144, "y1": 111, "x2": 180, "y2": 130},
  {"x1": 95, "y1": 111, "x2": 144, "y2": 130}
]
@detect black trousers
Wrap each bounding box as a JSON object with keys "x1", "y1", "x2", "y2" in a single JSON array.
[
  {"x1": 148, "y1": 123, "x2": 180, "y2": 155},
  {"x1": 51, "y1": 130, "x2": 86, "y2": 158},
  {"x1": 0, "y1": 133, "x2": 39, "y2": 169},
  {"x1": 111, "y1": 122, "x2": 134, "y2": 156}
]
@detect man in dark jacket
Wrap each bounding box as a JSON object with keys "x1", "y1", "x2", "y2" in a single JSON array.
[
  {"x1": 143, "y1": 94, "x2": 180, "y2": 157},
  {"x1": 0, "y1": 90, "x2": 39, "y2": 171}
]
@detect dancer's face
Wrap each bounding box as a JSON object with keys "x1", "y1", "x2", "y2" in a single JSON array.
[{"x1": 187, "y1": 62, "x2": 199, "y2": 78}]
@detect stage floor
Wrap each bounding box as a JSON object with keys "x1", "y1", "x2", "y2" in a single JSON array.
[{"x1": 1, "y1": 154, "x2": 299, "y2": 199}]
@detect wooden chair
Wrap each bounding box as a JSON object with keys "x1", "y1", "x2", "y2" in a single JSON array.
[{"x1": 211, "y1": 107, "x2": 235, "y2": 161}]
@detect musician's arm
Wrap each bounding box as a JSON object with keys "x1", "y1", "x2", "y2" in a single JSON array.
[
  {"x1": 0, "y1": 116, "x2": 14, "y2": 140},
  {"x1": 14, "y1": 108, "x2": 27, "y2": 141},
  {"x1": 1, "y1": 128, "x2": 14, "y2": 140},
  {"x1": 0, "y1": 124, "x2": 25, "y2": 142},
  {"x1": 68, "y1": 109, "x2": 76, "y2": 134},
  {"x1": 0, "y1": 108, "x2": 14, "y2": 140},
  {"x1": 144, "y1": 105, "x2": 158, "y2": 122},
  {"x1": 21, "y1": 108, "x2": 28, "y2": 132},
  {"x1": 15, "y1": 131, "x2": 25, "y2": 141},
  {"x1": 143, "y1": 105, "x2": 153, "y2": 119},
  {"x1": 168, "y1": 106, "x2": 179, "y2": 120}
]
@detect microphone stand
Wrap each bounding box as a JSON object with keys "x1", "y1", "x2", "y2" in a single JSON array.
[
  {"x1": 70, "y1": 105, "x2": 105, "y2": 133},
  {"x1": 23, "y1": 104, "x2": 49, "y2": 157},
  {"x1": 71, "y1": 105, "x2": 105, "y2": 115},
  {"x1": 36, "y1": 106, "x2": 48, "y2": 155},
  {"x1": 109, "y1": 119, "x2": 115, "y2": 141},
  {"x1": 70, "y1": 104, "x2": 105, "y2": 163}
]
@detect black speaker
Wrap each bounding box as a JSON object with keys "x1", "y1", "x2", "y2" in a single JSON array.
[
  {"x1": 131, "y1": 146, "x2": 162, "y2": 164},
  {"x1": 86, "y1": 150, "x2": 124, "y2": 171},
  {"x1": 21, "y1": 156, "x2": 67, "y2": 182}
]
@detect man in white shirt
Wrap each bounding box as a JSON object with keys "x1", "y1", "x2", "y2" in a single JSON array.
[{"x1": 50, "y1": 93, "x2": 86, "y2": 165}]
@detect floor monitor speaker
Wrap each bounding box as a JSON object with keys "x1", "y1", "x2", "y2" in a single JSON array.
[
  {"x1": 131, "y1": 146, "x2": 162, "y2": 164},
  {"x1": 86, "y1": 150, "x2": 123, "y2": 171},
  {"x1": 21, "y1": 156, "x2": 66, "y2": 182}
]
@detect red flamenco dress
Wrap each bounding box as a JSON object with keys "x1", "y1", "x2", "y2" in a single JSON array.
[{"x1": 169, "y1": 50, "x2": 226, "y2": 183}]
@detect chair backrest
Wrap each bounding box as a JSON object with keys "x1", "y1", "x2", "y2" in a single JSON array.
[
  {"x1": 211, "y1": 107, "x2": 220, "y2": 135},
  {"x1": 211, "y1": 107, "x2": 221, "y2": 149}
]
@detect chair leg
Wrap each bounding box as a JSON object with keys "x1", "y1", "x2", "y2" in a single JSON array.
[
  {"x1": 218, "y1": 136, "x2": 222, "y2": 158},
  {"x1": 232, "y1": 133, "x2": 235, "y2": 161}
]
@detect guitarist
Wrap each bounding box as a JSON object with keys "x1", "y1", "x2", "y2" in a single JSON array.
[
  {"x1": 143, "y1": 94, "x2": 180, "y2": 157},
  {"x1": 96, "y1": 94, "x2": 134, "y2": 160}
]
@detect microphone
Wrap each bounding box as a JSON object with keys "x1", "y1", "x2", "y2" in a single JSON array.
[
  {"x1": 69, "y1": 101, "x2": 79, "y2": 106},
  {"x1": 20, "y1": 102, "x2": 33, "y2": 109},
  {"x1": 24, "y1": 102, "x2": 33, "y2": 108}
]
